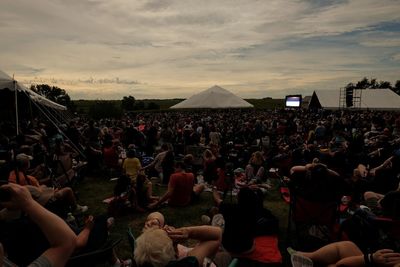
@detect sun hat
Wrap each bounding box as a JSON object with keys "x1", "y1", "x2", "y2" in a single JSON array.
[{"x1": 16, "y1": 153, "x2": 33, "y2": 161}]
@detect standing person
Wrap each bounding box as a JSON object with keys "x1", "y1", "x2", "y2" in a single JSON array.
[
  {"x1": 141, "y1": 143, "x2": 170, "y2": 183},
  {"x1": 148, "y1": 161, "x2": 204, "y2": 208}
]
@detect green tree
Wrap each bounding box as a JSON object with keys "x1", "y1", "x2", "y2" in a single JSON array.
[
  {"x1": 378, "y1": 81, "x2": 392, "y2": 89},
  {"x1": 135, "y1": 101, "x2": 145, "y2": 110},
  {"x1": 393, "y1": 80, "x2": 400, "y2": 95},
  {"x1": 31, "y1": 84, "x2": 74, "y2": 110},
  {"x1": 121, "y1": 95, "x2": 135, "y2": 111},
  {"x1": 88, "y1": 101, "x2": 121, "y2": 119},
  {"x1": 345, "y1": 82, "x2": 355, "y2": 90},
  {"x1": 355, "y1": 77, "x2": 370, "y2": 89},
  {"x1": 147, "y1": 102, "x2": 160, "y2": 110}
]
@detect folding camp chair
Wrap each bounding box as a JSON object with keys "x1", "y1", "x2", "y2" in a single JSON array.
[
  {"x1": 287, "y1": 193, "x2": 339, "y2": 251},
  {"x1": 127, "y1": 227, "x2": 136, "y2": 255},
  {"x1": 66, "y1": 238, "x2": 122, "y2": 267}
]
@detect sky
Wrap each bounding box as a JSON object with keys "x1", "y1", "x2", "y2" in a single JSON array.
[{"x1": 1, "y1": 0, "x2": 399, "y2": 100}]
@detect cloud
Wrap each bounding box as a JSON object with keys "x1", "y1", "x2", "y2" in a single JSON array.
[{"x1": 0, "y1": 0, "x2": 399, "y2": 99}]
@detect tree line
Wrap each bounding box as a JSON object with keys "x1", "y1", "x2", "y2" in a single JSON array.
[
  {"x1": 30, "y1": 77, "x2": 400, "y2": 118},
  {"x1": 345, "y1": 77, "x2": 400, "y2": 95}
]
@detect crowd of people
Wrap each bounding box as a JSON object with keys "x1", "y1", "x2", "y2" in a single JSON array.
[{"x1": 0, "y1": 108, "x2": 400, "y2": 266}]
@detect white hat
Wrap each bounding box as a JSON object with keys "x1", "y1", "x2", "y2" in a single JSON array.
[{"x1": 16, "y1": 153, "x2": 33, "y2": 161}]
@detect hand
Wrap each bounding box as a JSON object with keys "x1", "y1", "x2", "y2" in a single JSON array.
[
  {"x1": 166, "y1": 227, "x2": 189, "y2": 242},
  {"x1": 147, "y1": 202, "x2": 159, "y2": 210},
  {"x1": 372, "y1": 249, "x2": 400, "y2": 266},
  {"x1": 144, "y1": 218, "x2": 162, "y2": 230},
  {"x1": 0, "y1": 183, "x2": 33, "y2": 210}
]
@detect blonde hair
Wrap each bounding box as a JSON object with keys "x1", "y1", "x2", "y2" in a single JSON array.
[
  {"x1": 251, "y1": 151, "x2": 263, "y2": 165},
  {"x1": 134, "y1": 229, "x2": 176, "y2": 267}
]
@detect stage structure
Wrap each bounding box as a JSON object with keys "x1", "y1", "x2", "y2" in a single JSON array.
[{"x1": 339, "y1": 87, "x2": 362, "y2": 109}]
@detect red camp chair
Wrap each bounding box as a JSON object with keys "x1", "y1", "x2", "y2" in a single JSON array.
[{"x1": 287, "y1": 193, "x2": 339, "y2": 251}]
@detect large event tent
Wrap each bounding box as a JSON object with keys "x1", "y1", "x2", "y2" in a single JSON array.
[
  {"x1": 0, "y1": 70, "x2": 66, "y2": 111},
  {"x1": 0, "y1": 70, "x2": 68, "y2": 135},
  {"x1": 309, "y1": 89, "x2": 400, "y2": 110},
  {"x1": 170, "y1": 85, "x2": 253, "y2": 109}
]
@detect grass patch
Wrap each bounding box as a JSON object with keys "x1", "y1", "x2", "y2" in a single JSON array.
[{"x1": 76, "y1": 176, "x2": 290, "y2": 261}]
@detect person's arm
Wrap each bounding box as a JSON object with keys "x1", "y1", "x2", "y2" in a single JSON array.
[
  {"x1": 1, "y1": 183, "x2": 76, "y2": 267},
  {"x1": 290, "y1": 166, "x2": 306, "y2": 175},
  {"x1": 212, "y1": 187, "x2": 223, "y2": 206},
  {"x1": 369, "y1": 156, "x2": 393, "y2": 176},
  {"x1": 148, "y1": 179, "x2": 174, "y2": 208},
  {"x1": 167, "y1": 226, "x2": 222, "y2": 266},
  {"x1": 141, "y1": 154, "x2": 159, "y2": 170},
  {"x1": 336, "y1": 249, "x2": 400, "y2": 267}
]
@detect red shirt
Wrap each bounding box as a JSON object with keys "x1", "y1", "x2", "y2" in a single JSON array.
[{"x1": 168, "y1": 172, "x2": 194, "y2": 206}]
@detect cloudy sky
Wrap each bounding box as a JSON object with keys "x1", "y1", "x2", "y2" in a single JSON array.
[{"x1": 1, "y1": 0, "x2": 399, "y2": 99}]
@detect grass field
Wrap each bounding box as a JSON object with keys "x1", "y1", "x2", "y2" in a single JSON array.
[
  {"x1": 77, "y1": 174, "x2": 290, "y2": 264},
  {"x1": 73, "y1": 98, "x2": 285, "y2": 116}
]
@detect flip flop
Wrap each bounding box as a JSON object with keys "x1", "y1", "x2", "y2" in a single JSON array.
[{"x1": 291, "y1": 254, "x2": 313, "y2": 267}]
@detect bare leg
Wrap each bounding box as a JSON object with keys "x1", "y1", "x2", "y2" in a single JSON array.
[
  {"x1": 146, "y1": 182, "x2": 159, "y2": 202},
  {"x1": 193, "y1": 184, "x2": 205, "y2": 196},
  {"x1": 364, "y1": 191, "x2": 384, "y2": 201},
  {"x1": 300, "y1": 241, "x2": 362, "y2": 266},
  {"x1": 55, "y1": 187, "x2": 77, "y2": 209}
]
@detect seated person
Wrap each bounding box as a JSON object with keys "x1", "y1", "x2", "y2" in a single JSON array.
[
  {"x1": 148, "y1": 161, "x2": 204, "y2": 208},
  {"x1": 0, "y1": 183, "x2": 76, "y2": 266},
  {"x1": 289, "y1": 241, "x2": 400, "y2": 267},
  {"x1": 8, "y1": 153, "x2": 40, "y2": 187},
  {"x1": 212, "y1": 187, "x2": 279, "y2": 254},
  {"x1": 245, "y1": 151, "x2": 266, "y2": 183},
  {"x1": 134, "y1": 225, "x2": 221, "y2": 267},
  {"x1": 74, "y1": 215, "x2": 131, "y2": 267},
  {"x1": 122, "y1": 148, "x2": 141, "y2": 184},
  {"x1": 290, "y1": 160, "x2": 345, "y2": 202},
  {"x1": 364, "y1": 182, "x2": 400, "y2": 218},
  {"x1": 132, "y1": 173, "x2": 159, "y2": 210},
  {"x1": 0, "y1": 185, "x2": 88, "y2": 220}
]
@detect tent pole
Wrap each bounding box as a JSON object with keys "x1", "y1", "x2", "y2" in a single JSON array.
[{"x1": 13, "y1": 75, "x2": 19, "y2": 135}]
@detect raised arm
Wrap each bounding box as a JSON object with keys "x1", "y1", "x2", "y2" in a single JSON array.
[
  {"x1": 167, "y1": 225, "x2": 222, "y2": 266},
  {"x1": 1, "y1": 183, "x2": 76, "y2": 267}
]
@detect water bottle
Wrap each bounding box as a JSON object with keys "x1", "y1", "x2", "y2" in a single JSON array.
[{"x1": 66, "y1": 212, "x2": 77, "y2": 228}]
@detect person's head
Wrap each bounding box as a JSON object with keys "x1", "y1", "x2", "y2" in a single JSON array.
[
  {"x1": 174, "y1": 161, "x2": 185, "y2": 172},
  {"x1": 237, "y1": 187, "x2": 263, "y2": 211},
  {"x1": 161, "y1": 143, "x2": 169, "y2": 152},
  {"x1": 307, "y1": 163, "x2": 328, "y2": 181},
  {"x1": 127, "y1": 149, "x2": 136, "y2": 158},
  {"x1": 16, "y1": 153, "x2": 32, "y2": 170},
  {"x1": 183, "y1": 154, "x2": 194, "y2": 166},
  {"x1": 204, "y1": 149, "x2": 213, "y2": 159},
  {"x1": 134, "y1": 229, "x2": 176, "y2": 267},
  {"x1": 250, "y1": 151, "x2": 263, "y2": 165},
  {"x1": 143, "y1": 212, "x2": 165, "y2": 231}
]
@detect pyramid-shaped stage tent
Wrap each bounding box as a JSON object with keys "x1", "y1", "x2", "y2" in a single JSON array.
[{"x1": 170, "y1": 85, "x2": 253, "y2": 109}]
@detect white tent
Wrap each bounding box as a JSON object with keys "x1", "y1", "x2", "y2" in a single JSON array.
[
  {"x1": 170, "y1": 85, "x2": 253, "y2": 109},
  {"x1": 0, "y1": 70, "x2": 67, "y2": 111},
  {"x1": 310, "y1": 89, "x2": 400, "y2": 110}
]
